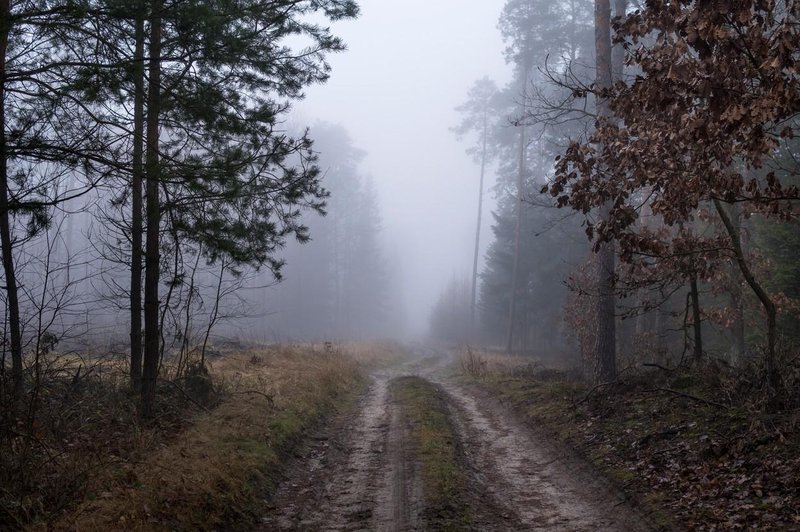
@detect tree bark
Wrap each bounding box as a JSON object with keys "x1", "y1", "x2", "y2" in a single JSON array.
[
  {"x1": 0, "y1": 0, "x2": 23, "y2": 397},
  {"x1": 689, "y1": 270, "x2": 703, "y2": 363},
  {"x1": 506, "y1": 66, "x2": 529, "y2": 354},
  {"x1": 141, "y1": 0, "x2": 163, "y2": 418},
  {"x1": 612, "y1": 0, "x2": 627, "y2": 80},
  {"x1": 729, "y1": 201, "x2": 745, "y2": 363},
  {"x1": 713, "y1": 198, "x2": 780, "y2": 401},
  {"x1": 470, "y1": 110, "x2": 488, "y2": 339},
  {"x1": 129, "y1": 3, "x2": 145, "y2": 391},
  {"x1": 593, "y1": 0, "x2": 617, "y2": 384},
  {"x1": 730, "y1": 280, "x2": 745, "y2": 363}
]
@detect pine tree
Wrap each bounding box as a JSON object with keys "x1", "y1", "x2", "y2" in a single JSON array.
[
  {"x1": 453, "y1": 77, "x2": 500, "y2": 336},
  {"x1": 124, "y1": 0, "x2": 359, "y2": 416},
  {"x1": 261, "y1": 123, "x2": 390, "y2": 341}
]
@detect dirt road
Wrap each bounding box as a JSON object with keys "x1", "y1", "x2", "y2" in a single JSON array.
[{"x1": 259, "y1": 355, "x2": 651, "y2": 531}]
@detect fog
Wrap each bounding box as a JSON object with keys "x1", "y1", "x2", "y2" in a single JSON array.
[
  {"x1": 1, "y1": 0, "x2": 600, "y2": 355},
  {"x1": 294, "y1": 0, "x2": 510, "y2": 336}
]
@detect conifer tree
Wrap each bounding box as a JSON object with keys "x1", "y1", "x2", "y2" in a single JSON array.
[
  {"x1": 141, "y1": 0, "x2": 358, "y2": 416},
  {"x1": 453, "y1": 78, "x2": 500, "y2": 335}
]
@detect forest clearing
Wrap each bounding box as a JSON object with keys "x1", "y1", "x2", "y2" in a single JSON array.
[{"x1": 2, "y1": 0, "x2": 799, "y2": 530}]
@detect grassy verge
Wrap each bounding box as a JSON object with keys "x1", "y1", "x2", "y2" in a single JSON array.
[
  {"x1": 457, "y1": 349, "x2": 800, "y2": 530},
  {"x1": 390, "y1": 376, "x2": 469, "y2": 530},
  {"x1": 28, "y1": 345, "x2": 367, "y2": 531}
]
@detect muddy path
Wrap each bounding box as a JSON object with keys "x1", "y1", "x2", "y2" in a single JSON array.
[
  {"x1": 438, "y1": 379, "x2": 650, "y2": 531},
  {"x1": 259, "y1": 370, "x2": 423, "y2": 531},
  {"x1": 258, "y1": 351, "x2": 652, "y2": 531}
]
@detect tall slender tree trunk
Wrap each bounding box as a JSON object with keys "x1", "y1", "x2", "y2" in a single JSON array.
[
  {"x1": 141, "y1": 0, "x2": 163, "y2": 418},
  {"x1": 713, "y1": 198, "x2": 781, "y2": 403},
  {"x1": 729, "y1": 201, "x2": 745, "y2": 363},
  {"x1": 593, "y1": 0, "x2": 616, "y2": 384},
  {"x1": 470, "y1": 110, "x2": 488, "y2": 339},
  {"x1": 612, "y1": 0, "x2": 627, "y2": 80},
  {"x1": 680, "y1": 217, "x2": 704, "y2": 365},
  {"x1": 0, "y1": 0, "x2": 23, "y2": 397},
  {"x1": 689, "y1": 270, "x2": 703, "y2": 363},
  {"x1": 730, "y1": 280, "x2": 745, "y2": 362},
  {"x1": 129, "y1": 4, "x2": 145, "y2": 391},
  {"x1": 506, "y1": 66, "x2": 529, "y2": 354}
]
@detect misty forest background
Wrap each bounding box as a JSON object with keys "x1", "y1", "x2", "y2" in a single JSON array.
[{"x1": 1, "y1": 0, "x2": 800, "y2": 519}]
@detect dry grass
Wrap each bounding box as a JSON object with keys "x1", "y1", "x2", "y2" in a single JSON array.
[
  {"x1": 1, "y1": 343, "x2": 374, "y2": 531},
  {"x1": 1, "y1": 353, "x2": 146, "y2": 530},
  {"x1": 50, "y1": 345, "x2": 364, "y2": 531},
  {"x1": 329, "y1": 340, "x2": 412, "y2": 368},
  {"x1": 457, "y1": 347, "x2": 542, "y2": 378}
]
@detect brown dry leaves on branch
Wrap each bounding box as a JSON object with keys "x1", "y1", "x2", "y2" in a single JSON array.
[{"x1": 548, "y1": 0, "x2": 800, "y2": 270}]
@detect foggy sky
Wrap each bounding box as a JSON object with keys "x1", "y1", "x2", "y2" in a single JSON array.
[{"x1": 297, "y1": 0, "x2": 511, "y2": 336}]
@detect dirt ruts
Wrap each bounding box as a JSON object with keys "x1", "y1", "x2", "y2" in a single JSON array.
[
  {"x1": 438, "y1": 379, "x2": 650, "y2": 531},
  {"x1": 259, "y1": 372, "x2": 423, "y2": 531},
  {"x1": 258, "y1": 360, "x2": 651, "y2": 531}
]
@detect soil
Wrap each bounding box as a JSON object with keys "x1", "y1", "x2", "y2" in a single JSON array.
[{"x1": 257, "y1": 351, "x2": 653, "y2": 531}]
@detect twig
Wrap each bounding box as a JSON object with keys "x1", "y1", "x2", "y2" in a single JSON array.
[
  {"x1": 231, "y1": 390, "x2": 275, "y2": 406},
  {"x1": 652, "y1": 445, "x2": 685, "y2": 455},
  {"x1": 163, "y1": 379, "x2": 211, "y2": 412},
  {"x1": 642, "y1": 362, "x2": 673, "y2": 372},
  {"x1": 573, "y1": 380, "x2": 617, "y2": 407},
  {"x1": 647, "y1": 387, "x2": 728, "y2": 409}
]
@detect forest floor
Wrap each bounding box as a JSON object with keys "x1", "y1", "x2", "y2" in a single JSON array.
[
  {"x1": 258, "y1": 348, "x2": 651, "y2": 531},
  {"x1": 457, "y1": 348, "x2": 800, "y2": 531}
]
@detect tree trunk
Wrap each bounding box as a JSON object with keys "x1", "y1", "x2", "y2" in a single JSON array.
[
  {"x1": 506, "y1": 66, "x2": 529, "y2": 354},
  {"x1": 470, "y1": 110, "x2": 488, "y2": 340},
  {"x1": 689, "y1": 270, "x2": 703, "y2": 363},
  {"x1": 130, "y1": 4, "x2": 145, "y2": 391},
  {"x1": 730, "y1": 280, "x2": 745, "y2": 363},
  {"x1": 713, "y1": 198, "x2": 781, "y2": 402},
  {"x1": 729, "y1": 202, "x2": 745, "y2": 363},
  {"x1": 612, "y1": 0, "x2": 627, "y2": 80},
  {"x1": 0, "y1": 0, "x2": 23, "y2": 397},
  {"x1": 141, "y1": 0, "x2": 163, "y2": 419},
  {"x1": 593, "y1": 0, "x2": 616, "y2": 384}
]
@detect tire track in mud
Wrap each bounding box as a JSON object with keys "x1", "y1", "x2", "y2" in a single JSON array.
[
  {"x1": 438, "y1": 379, "x2": 651, "y2": 531},
  {"x1": 258, "y1": 374, "x2": 422, "y2": 531}
]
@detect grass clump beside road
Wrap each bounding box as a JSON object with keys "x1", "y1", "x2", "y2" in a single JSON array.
[
  {"x1": 457, "y1": 348, "x2": 800, "y2": 531},
  {"x1": 390, "y1": 376, "x2": 470, "y2": 530},
  {"x1": 47, "y1": 345, "x2": 367, "y2": 531}
]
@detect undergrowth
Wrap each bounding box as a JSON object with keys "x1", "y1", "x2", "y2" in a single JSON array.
[
  {"x1": 458, "y1": 348, "x2": 800, "y2": 530},
  {"x1": 1, "y1": 344, "x2": 369, "y2": 530}
]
